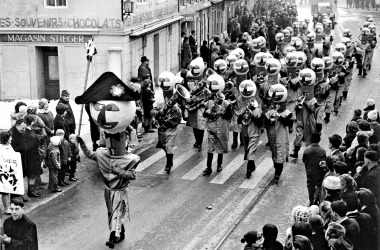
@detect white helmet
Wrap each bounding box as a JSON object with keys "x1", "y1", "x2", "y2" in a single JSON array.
[
  {"x1": 268, "y1": 84, "x2": 288, "y2": 102},
  {"x1": 265, "y1": 58, "x2": 282, "y2": 75},
  {"x1": 299, "y1": 68, "x2": 316, "y2": 86},
  {"x1": 239, "y1": 80, "x2": 257, "y2": 98},
  {"x1": 158, "y1": 71, "x2": 175, "y2": 91},
  {"x1": 214, "y1": 59, "x2": 228, "y2": 74},
  {"x1": 207, "y1": 74, "x2": 225, "y2": 94},
  {"x1": 233, "y1": 59, "x2": 249, "y2": 75}
]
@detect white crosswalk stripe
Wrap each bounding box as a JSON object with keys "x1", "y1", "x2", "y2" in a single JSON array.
[
  {"x1": 181, "y1": 157, "x2": 217, "y2": 180},
  {"x1": 156, "y1": 150, "x2": 197, "y2": 174},
  {"x1": 135, "y1": 147, "x2": 177, "y2": 172},
  {"x1": 239, "y1": 157, "x2": 273, "y2": 189},
  {"x1": 210, "y1": 154, "x2": 245, "y2": 184}
]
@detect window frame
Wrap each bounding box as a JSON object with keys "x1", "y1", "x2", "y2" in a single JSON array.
[
  {"x1": 136, "y1": 0, "x2": 148, "y2": 5},
  {"x1": 44, "y1": 0, "x2": 68, "y2": 9}
]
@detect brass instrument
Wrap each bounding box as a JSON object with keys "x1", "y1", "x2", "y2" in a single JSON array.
[
  {"x1": 296, "y1": 95, "x2": 306, "y2": 109},
  {"x1": 208, "y1": 102, "x2": 223, "y2": 122},
  {"x1": 158, "y1": 106, "x2": 180, "y2": 131},
  {"x1": 241, "y1": 99, "x2": 258, "y2": 125},
  {"x1": 186, "y1": 87, "x2": 211, "y2": 111}
]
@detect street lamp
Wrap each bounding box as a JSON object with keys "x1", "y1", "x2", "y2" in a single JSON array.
[{"x1": 122, "y1": 0, "x2": 135, "y2": 21}]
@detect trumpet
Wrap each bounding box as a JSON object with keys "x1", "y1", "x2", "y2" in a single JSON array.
[
  {"x1": 208, "y1": 102, "x2": 223, "y2": 122},
  {"x1": 296, "y1": 95, "x2": 306, "y2": 109},
  {"x1": 241, "y1": 101, "x2": 257, "y2": 125}
]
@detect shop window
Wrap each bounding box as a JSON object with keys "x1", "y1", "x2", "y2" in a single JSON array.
[{"x1": 45, "y1": 0, "x2": 67, "y2": 7}]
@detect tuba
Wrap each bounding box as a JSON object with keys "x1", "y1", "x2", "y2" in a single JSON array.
[
  {"x1": 186, "y1": 83, "x2": 211, "y2": 111},
  {"x1": 296, "y1": 95, "x2": 306, "y2": 109}
]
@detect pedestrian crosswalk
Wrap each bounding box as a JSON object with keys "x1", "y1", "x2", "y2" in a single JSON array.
[{"x1": 133, "y1": 140, "x2": 280, "y2": 189}]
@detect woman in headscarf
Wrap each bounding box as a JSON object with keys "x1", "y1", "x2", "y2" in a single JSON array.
[{"x1": 10, "y1": 101, "x2": 27, "y2": 127}]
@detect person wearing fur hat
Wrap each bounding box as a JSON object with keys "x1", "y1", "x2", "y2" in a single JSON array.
[
  {"x1": 203, "y1": 92, "x2": 233, "y2": 175},
  {"x1": 238, "y1": 98, "x2": 264, "y2": 178},
  {"x1": 46, "y1": 136, "x2": 62, "y2": 193},
  {"x1": 367, "y1": 110, "x2": 380, "y2": 144},
  {"x1": 54, "y1": 103, "x2": 70, "y2": 141},
  {"x1": 58, "y1": 90, "x2": 76, "y2": 134},
  {"x1": 303, "y1": 133, "x2": 326, "y2": 205},
  {"x1": 328, "y1": 236, "x2": 353, "y2": 250},
  {"x1": 325, "y1": 222, "x2": 346, "y2": 240},
  {"x1": 292, "y1": 234, "x2": 313, "y2": 250},
  {"x1": 241, "y1": 230, "x2": 263, "y2": 250}
]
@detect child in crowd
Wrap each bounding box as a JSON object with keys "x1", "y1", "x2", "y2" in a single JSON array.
[
  {"x1": 68, "y1": 134, "x2": 80, "y2": 181},
  {"x1": 56, "y1": 129, "x2": 72, "y2": 187},
  {"x1": 46, "y1": 136, "x2": 62, "y2": 193}
]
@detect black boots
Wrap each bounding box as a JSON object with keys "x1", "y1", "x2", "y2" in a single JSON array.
[
  {"x1": 363, "y1": 69, "x2": 367, "y2": 78},
  {"x1": 324, "y1": 113, "x2": 330, "y2": 123},
  {"x1": 164, "y1": 154, "x2": 173, "y2": 174},
  {"x1": 231, "y1": 132, "x2": 239, "y2": 148},
  {"x1": 106, "y1": 226, "x2": 125, "y2": 249},
  {"x1": 289, "y1": 146, "x2": 301, "y2": 159},
  {"x1": 342, "y1": 91, "x2": 348, "y2": 100},
  {"x1": 274, "y1": 163, "x2": 284, "y2": 185},
  {"x1": 203, "y1": 154, "x2": 223, "y2": 175},
  {"x1": 246, "y1": 160, "x2": 256, "y2": 178}
]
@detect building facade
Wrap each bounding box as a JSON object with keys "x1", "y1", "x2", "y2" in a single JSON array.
[{"x1": 0, "y1": 0, "x2": 181, "y2": 100}]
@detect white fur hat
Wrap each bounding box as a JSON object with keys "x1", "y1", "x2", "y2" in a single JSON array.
[{"x1": 50, "y1": 136, "x2": 61, "y2": 146}]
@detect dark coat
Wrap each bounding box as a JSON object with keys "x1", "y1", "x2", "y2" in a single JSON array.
[
  {"x1": 309, "y1": 227, "x2": 329, "y2": 250},
  {"x1": 340, "y1": 218, "x2": 361, "y2": 250},
  {"x1": 361, "y1": 205, "x2": 380, "y2": 234},
  {"x1": 356, "y1": 165, "x2": 380, "y2": 209},
  {"x1": 200, "y1": 45, "x2": 209, "y2": 63},
  {"x1": 38, "y1": 111, "x2": 54, "y2": 136},
  {"x1": 9, "y1": 126, "x2": 42, "y2": 177},
  {"x1": 302, "y1": 143, "x2": 326, "y2": 183},
  {"x1": 141, "y1": 86, "x2": 155, "y2": 117},
  {"x1": 182, "y1": 42, "x2": 192, "y2": 67},
  {"x1": 58, "y1": 97, "x2": 75, "y2": 134},
  {"x1": 53, "y1": 115, "x2": 70, "y2": 141},
  {"x1": 369, "y1": 121, "x2": 380, "y2": 144},
  {"x1": 347, "y1": 211, "x2": 377, "y2": 250},
  {"x1": 4, "y1": 215, "x2": 38, "y2": 250},
  {"x1": 138, "y1": 63, "x2": 152, "y2": 83}
]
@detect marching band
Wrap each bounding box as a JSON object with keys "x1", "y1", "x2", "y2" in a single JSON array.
[{"x1": 150, "y1": 2, "x2": 376, "y2": 184}]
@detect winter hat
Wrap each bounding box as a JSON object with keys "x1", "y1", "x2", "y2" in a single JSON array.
[
  {"x1": 61, "y1": 90, "x2": 70, "y2": 96},
  {"x1": 292, "y1": 235, "x2": 313, "y2": 250},
  {"x1": 241, "y1": 231, "x2": 258, "y2": 244},
  {"x1": 56, "y1": 103, "x2": 68, "y2": 115},
  {"x1": 323, "y1": 176, "x2": 341, "y2": 190},
  {"x1": 367, "y1": 110, "x2": 378, "y2": 121},
  {"x1": 339, "y1": 174, "x2": 357, "y2": 192},
  {"x1": 328, "y1": 236, "x2": 353, "y2": 250},
  {"x1": 292, "y1": 206, "x2": 312, "y2": 223},
  {"x1": 50, "y1": 136, "x2": 61, "y2": 146},
  {"x1": 27, "y1": 105, "x2": 37, "y2": 114},
  {"x1": 309, "y1": 205, "x2": 320, "y2": 216},
  {"x1": 326, "y1": 222, "x2": 346, "y2": 239},
  {"x1": 38, "y1": 98, "x2": 49, "y2": 109},
  {"x1": 356, "y1": 119, "x2": 371, "y2": 131},
  {"x1": 69, "y1": 134, "x2": 76, "y2": 141},
  {"x1": 56, "y1": 129, "x2": 65, "y2": 136},
  {"x1": 364, "y1": 99, "x2": 375, "y2": 110},
  {"x1": 19, "y1": 105, "x2": 27, "y2": 114}
]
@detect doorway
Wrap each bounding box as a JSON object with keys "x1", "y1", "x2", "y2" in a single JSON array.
[
  {"x1": 153, "y1": 34, "x2": 159, "y2": 87},
  {"x1": 43, "y1": 47, "x2": 60, "y2": 100}
]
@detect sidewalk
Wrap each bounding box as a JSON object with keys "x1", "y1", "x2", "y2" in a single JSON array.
[{"x1": 0, "y1": 88, "x2": 165, "y2": 217}]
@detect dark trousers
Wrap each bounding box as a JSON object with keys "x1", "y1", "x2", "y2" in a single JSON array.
[
  {"x1": 207, "y1": 153, "x2": 223, "y2": 167},
  {"x1": 58, "y1": 163, "x2": 68, "y2": 182},
  {"x1": 49, "y1": 168, "x2": 59, "y2": 190},
  {"x1": 166, "y1": 153, "x2": 173, "y2": 167},
  {"x1": 307, "y1": 175, "x2": 322, "y2": 205},
  {"x1": 274, "y1": 162, "x2": 284, "y2": 177},
  {"x1": 69, "y1": 161, "x2": 77, "y2": 178},
  {"x1": 193, "y1": 128, "x2": 205, "y2": 145},
  {"x1": 248, "y1": 160, "x2": 256, "y2": 171}
]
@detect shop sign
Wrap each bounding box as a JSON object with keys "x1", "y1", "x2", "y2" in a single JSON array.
[
  {"x1": 0, "y1": 34, "x2": 93, "y2": 43},
  {"x1": 184, "y1": 15, "x2": 195, "y2": 21}
]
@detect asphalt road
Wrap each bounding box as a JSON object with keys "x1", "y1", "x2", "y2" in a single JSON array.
[{"x1": 29, "y1": 2, "x2": 380, "y2": 250}]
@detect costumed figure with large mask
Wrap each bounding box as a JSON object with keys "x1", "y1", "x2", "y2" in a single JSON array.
[
  {"x1": 311, "y1": 58, "x2": 329, "y2": 134},
  {"x1": 274, "y1": 33, "x2": 286, "y2": 59},
  {"x1": 264, "y1": 84, "x2": 292, "y2": 184},
  {"x1": 237, "y1": 82, "x2": 263, "y2": 179},
  {"x1": 363, "y1": 41, "x2": 376, "y2": 77},
  {"x1": 233, "y1": 58, "x2": 250, "y2": 88},
  {"x1": 358, "y1": 27, "x2": 370, "y2": 47},
  {"x1": 151, "y1": 76, "x2": 187, "y2": 174},
  {"x1": 203, "y1": 75, "x2": 232, "y2": 176},
  {"x1": 289, "y1": 68, "x2": 317, "y2": 158},
  {"x1": 304, "y1": 33, "x2": 321, "y2": 66},
  {"x1": 285, "y1": 52, "x2": 302, "y2": 133},
  {"x1": 331, "y1": 51, "x2": 346, "y2": 114},
  {"x1": 300, "y1": 21, "x2": 309, "y2": 36},
  {"x1": 339, "y1": 41, "x2": 355, "y2": 100},
  {"x1": 75, "y1": 72, "x2": 141, "y2": 248}
]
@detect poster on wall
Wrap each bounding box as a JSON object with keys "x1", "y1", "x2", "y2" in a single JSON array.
[{"x1": 0, "y1": 150, "x2": 24, "y2": 195}]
